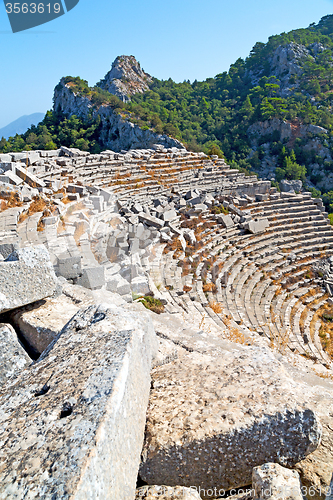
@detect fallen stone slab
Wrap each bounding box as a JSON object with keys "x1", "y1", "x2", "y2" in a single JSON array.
[
  {"x1": 244, "y1": 218, "x2": 269, "y2": 234},
  {"x1": 13, "y1": 163, "x2": 45, "y2": 188},
  {"x1": 139, "y1": 213, "x2": 165, "y2": 229},
  {"x1": 139, "y1": 347, "x2": 321, "y2": 492},
  {"x1": 135, "y1": 485, "x2": 201, "y2": 499},
  {"x1": 9, "y1": 294, "x2": 80, "y2": 355},
  {"x1": 77, "y1": 266, "x2": 105, "y2": 290},
  {"x1": 106, "y1": 273, "x2": 131, "y2": 296},
  {"x1": 131, "y1": 276, "x2": 151, "y2": 296},
  {"x1": 217, "y1": 214, "x2": 234, "y2": 228},
  {"x1": 253, "y1": 463, "x2": 303, "y2": 500},
  {"x1": 0, "y1": 323, "x2": 31, "y2": 384},
  {"x1": 0, "y1": 304, "x2": 158, "y2": 499},
  {"x1": 0, "y1": 245, "x2": 58, "y2": 314},
  {"x1": 56, "y1": 253, "x2": 82, "y2": 280}
]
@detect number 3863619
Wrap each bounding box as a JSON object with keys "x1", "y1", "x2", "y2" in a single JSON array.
[{"x1": 5, "y1": 3, "x2": 61, "y2": 14}]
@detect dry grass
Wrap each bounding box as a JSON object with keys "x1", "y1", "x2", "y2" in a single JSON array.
[
  {"x1": 209, "y1": 301, "x2": 223, "y2": 314},
  {"x1": 203, "y1": 282, "x2": 217, "y2": 293},
  {"x1": 0, "y1": 192, "x2": 23, "y2": 212}
]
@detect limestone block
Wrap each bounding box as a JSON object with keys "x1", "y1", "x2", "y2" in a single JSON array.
[
  {"x1": 185, "y1": 189, "x2": 200, "y2": 200},
  {"x1": 129, "y1": 237, "x2": 140, "y2": 254},
  {"x1": 139, "y1": 347, "x2": 321, "y2": 491},
  {"x1": 77, "y1": 266, "x2": 105, "y2": 290},
  {"x1": 106, "y1": 273, "x2": 131, "y2": 296},
  {"x1": 135, "y1": 485, "x2": 201, "y2": 499},
  {"x1": 161, "y1": 209, "x2": 177, "y2": 222},
  {"x1": 23, "y1": 151, "x2": 41, "y2": 165},
  {"x1": 132, "y1": 202, "x2": 144, "y2": 214},
  {"x1": 9, "y1": 295, "x2": 80, "y2": 354},
  {"x1": 0, "y1": 304, "x2": 158, "y2": 499},
  {"x1": 131, "y1": 276, "x2": 151, "y2": 296},
  {"x1": 90, "y1": 195, "x2": 104, "y2": 213},
  {"x1": 0, "y1": 170, "x2": 23, "y2": 185},
  {"x1": 57, "y1": 254, "x2": 82, "y2": 280},
  {"x1": 217, "y1": 214, "x2": 234, "y2": 228},
  {"x1": 13, "y1": 163, "x2": 45, "y2": 188},
  {"x1": 244, "y1": 218, "x2": 269, "y2": 234},
  {"x1": 0, "y1": 323, "x2": 31, "y2": 384},
  {"x1": 253, "y1": 463, "x2": 304, "y2": 500},
  {"x1": 0, "y1": 245, "x2": 58, "y2": 314},
  {"x1": 67, "y1": 184, "x2": 86, "y2": 195},
  {"x1": 0, "y1": 154, "x2": 11, "y2": 163},
  {"x1": 139, "y1": 213, "x2": 165, "y2": 229}
]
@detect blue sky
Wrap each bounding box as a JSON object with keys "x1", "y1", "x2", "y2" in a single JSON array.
[{"x1": 0, "y1": 0, "x2": 332, "y2": 128}]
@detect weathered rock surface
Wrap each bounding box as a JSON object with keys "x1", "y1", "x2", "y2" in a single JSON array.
[
  {"x1": 243, "y1": 218, "x2": 269, "y2": 234},
  {"x1": 0, "y1": 304, "x2": 158, "y2": 499},
  {"x1": 0, "y1": 323, "x2": 30, "y2": 384},
  {"x1": 139, "y1": 347, "x2": 322, "y2": 491},
  {"x1": 54, "y1": 78, "x2": 184, "y2": 152},
  {"x1": 0, "y1": 245, "x2": 58, "y2": 314},
  {"x1": 280, "y1": 179, "x2": 303, "y2": 193},
  {"x1": 9, "y1": 294, "x2": 80, "y2": 354},
  {"x1": 135, "y1": 485, "x2": 201, "y2": 499},
  {"x1": 97, "y1": 55, "x2": 152, "y2": 102},
  {"x1": 253, "y1": 463, "x2": 304, "y2": 500}
]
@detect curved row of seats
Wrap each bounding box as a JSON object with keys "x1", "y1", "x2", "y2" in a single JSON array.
[{"x1": 159, "y1": 192, "x2": 333, "y2": 366}]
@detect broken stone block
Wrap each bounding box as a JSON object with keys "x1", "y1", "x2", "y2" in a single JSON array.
[
  {"x1": 13, "y1": 163, "x2": 45, "y2": 188},
  {"x1": 57, "y1": 254, "x2": 82, "y2": 280},
  {"x1": 9, "y1": 295, "x2": 80, "y2": 355},
  {"x1": 217, "y1": 214, "x2": 234, "y2": 228},
  {"x1": 77, "y1": 266, "x2": 105, "y2": 290},
  {"x1": 135, "y1": 485, "x2": 201, "y2": 499},
  {"x1": 0, "y1": 242, "x2": 18, "y2": 260},
  {"x1": 106, "y1": 273, "x2": 131, "y2": 295},
  {"x1": 132, "y1": 202, "x2": 144, "y2": 214},
  {"x1": 244, "y1": 218, "x2": 269, "y2": 234},
  {"x1": 139, "y1": 347, "x2": 321, "y2": 491},
  {"x1": 0, "y1": 245, "x2": 58, "y2": 314},
  {"x1": 0, "y1": 170, "x2": 23, "y2": 185},
  {"x1": 129, "y1": 238, "x2": 140, "y2": 254},
  {"x1": 131, "y1": 276, "x2": 151, "y2": 296},
  {"x1": 0, "y1": 323, "x2": 31, "y2": 384},
  {"x1": 161, "y1": 209, "x2": 177, "y2": 222},
  {"x1": 139, "y1": 213, "x2": 165, "y2": 229},
  {"x1": 252, "y1": 463, "x2": 304, "y2": 500},
  {"x1": 90, "y1": 195, "x2": 104, "y2": 213},
  {"x1": 0, "y1": 304, "x2": 158, "y2": 499}
]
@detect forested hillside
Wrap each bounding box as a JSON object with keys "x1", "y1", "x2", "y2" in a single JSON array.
[{"x1": 3, "y1": 15, "x2": 333, "y2": 206}]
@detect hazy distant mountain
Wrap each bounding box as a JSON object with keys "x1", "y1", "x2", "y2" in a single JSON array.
[{"x1": 0, "y1": 113, "x2": 45, "y2": 139}]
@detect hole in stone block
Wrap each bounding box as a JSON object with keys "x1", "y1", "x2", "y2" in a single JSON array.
[
  {"x1": 34, "y1": 384, "x2": 50, "y2": 397},
  {"x1": 59, "y1": 402, "x2": 74, "y2": 419}
]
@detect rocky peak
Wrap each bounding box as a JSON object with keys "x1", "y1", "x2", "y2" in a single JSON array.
[
  {"x1": 97, "y1": 55, "x2": 152, "y2": 102},
  {"x1": 269, "y1": 42, "x2": 311, "y2": 80}
]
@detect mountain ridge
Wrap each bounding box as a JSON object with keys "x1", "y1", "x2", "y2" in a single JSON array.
[{"x1": 0, "y1": 113, "x2": 44, "y2": 140}]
